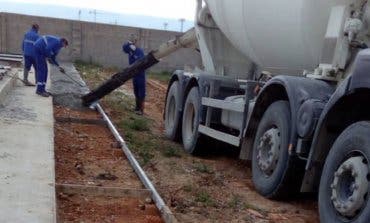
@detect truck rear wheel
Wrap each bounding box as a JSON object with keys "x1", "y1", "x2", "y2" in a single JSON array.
[
  {"x1": 182, "y1": 87, "x2": 204, "y2": 154},
  {"x1": 164, "y1": 81, "x2": 180, "y2": 141},
  {"x1": 252, "y1": 100, "x2": 304, "y2": 199},
  {"x1": 319, "y1": 122, "x2": 370, "y2": 223}
]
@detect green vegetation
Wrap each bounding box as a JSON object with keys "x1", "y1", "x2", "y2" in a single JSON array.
[
  {"x1": 228, "y1": 194, "x2": 243, "y2": 209},
  {"x1": 162, "y1": 146, "x2": 182, "y2": 158},
  {"x1": 123, "y1": 117, "x2": 150, "y2": 131},
  {"x1": 75, "y1": 62, "x2": 183, "y2": 167},
  {"x1": 195, "y1": 191, "x2": 214, "y2": 206},
  {"x1": 148, "y1": 71, "x2": 172, "y2": 83},
  {"x1": 75, "y1": 60, "x2": 118, "y2": 88},
  {"x1": 74, "y1": 59, "x2": 102, "y2": 69},
  {"x1": 193, "y1": 162, "x2": 213, "y2": 174},
  {"x1": 183, "y1": 184, "x2": 193, "y2": 193}
]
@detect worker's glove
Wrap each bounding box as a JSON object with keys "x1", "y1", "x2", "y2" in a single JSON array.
[
  {"x1": 129, "y1": 44, "x2": 136, "y2": 52},
  {"x1": 59, "y1": 66, "x2": 65, "y2": 74}
]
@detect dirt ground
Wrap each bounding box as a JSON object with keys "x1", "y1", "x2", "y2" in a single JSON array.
[
  {"x1": 54, "y1": 105, "x2": 163, "y2": 223},
  {"x1": 58, "y1": 194, "x2": 162, "y2": 223},
  {"x1": 116, "y1": 77, "x2": 320, "y2": 223},
  {"x1": 70, "y1": 62, "x2": 320, "y2": 222}
]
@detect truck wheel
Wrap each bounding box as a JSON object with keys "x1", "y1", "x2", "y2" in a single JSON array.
[
  {"x1": 319, "y1": 121, "x2": 370, "y2": 223},
  {"x1": 165, "y1": 81, "x2": 180, "y2": 141},
  {"x1": 182, "y1": 86, "x2": 204, "y2": 154},
  {"x1": 252, "y1": 100, "x2": 303, "y2": 199}
]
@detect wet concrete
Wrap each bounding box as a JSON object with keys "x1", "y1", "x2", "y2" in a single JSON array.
[{"x1": 49, "y1": 63, "x2": 90, "y2": 110}]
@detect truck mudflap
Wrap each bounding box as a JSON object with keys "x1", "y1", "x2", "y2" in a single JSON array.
[{"x1": 241, "y1": 75, "x2": 335, "y2": 160}]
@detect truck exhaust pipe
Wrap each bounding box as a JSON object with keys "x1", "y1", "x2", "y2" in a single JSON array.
[{"x1": 82, "y1": 28, "x2": 197, "y2": 106}]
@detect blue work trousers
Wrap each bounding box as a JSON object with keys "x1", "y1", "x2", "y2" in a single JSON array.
[
  {"x1": 34, "y1": 50, "x2": 48, "y2": 93},
  {"x1": 133, "y1": 76, "x2": 146, "y2": 100},
  {"x1": 24, "y1": 55, "x2": 37, "y2": 72}
]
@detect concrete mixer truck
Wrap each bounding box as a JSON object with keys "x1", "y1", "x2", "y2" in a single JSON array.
[{"x1": 83, "y1": 0, "x2": 370, "y2": 222}]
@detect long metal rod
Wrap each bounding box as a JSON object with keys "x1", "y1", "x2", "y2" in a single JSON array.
[
  {"x1": 0, "y1": 56, "x2": 22, "y2": 62},
  {"x1": 95, "y1": 103, "x2": 176, "y2": 222}
]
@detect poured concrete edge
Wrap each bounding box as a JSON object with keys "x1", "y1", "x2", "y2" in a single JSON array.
[{"x1": 0, "y1": 69, "x2": 17, "y2": 103}]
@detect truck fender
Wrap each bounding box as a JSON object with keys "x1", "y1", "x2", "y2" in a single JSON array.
[
  {"x1": 164, "y1": 70, "x2": 198, "y2": 119},
  {"x1": 302, "y1": 49, "x2": 370, "y2": 191},
  {"x1": 240, "y1": 75, "x2": 334, "y2": 160}
]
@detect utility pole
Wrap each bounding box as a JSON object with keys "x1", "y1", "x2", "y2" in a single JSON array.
[
  {"x1": 78, "y1": 10, "x2": 81, "y2": 21},
  {"x1": 179, "y1": 18, "x2": 185, "y2": 32},
  {"x1": 89, "y1": 9, "x2": 98, "y2": 23}
]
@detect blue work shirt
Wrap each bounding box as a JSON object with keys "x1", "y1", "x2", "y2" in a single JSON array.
[
  {"x1": 22, "y1": 28, "x2": 39, "y2": 57},
  {"x1": 34, "y1": 35, "x2": 64, "y2": 66},
  {"x1": 122, "y1": 42, "x2": 145, "y2": 78}
]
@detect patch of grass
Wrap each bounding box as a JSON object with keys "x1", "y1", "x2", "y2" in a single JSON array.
[
  {"x1": 148, "y1": 71, "x2": 172, "y2": 83},
  {"x1": 228, "y1": 194, "x2": 243, "y2": 209},
  {"x1": 194, "y1": 162, "x2": 213, "y2": 174},
  {"x1": 195, "y1": 191, "x2": 214, "y2": 206},
  {"x1": 162, "y1": 146, "x2": 182, "y2": 158},
  {"x1": 75, "y1": 62, "x2": 171, "y2": 167},
  {"x1": 125, "y1": 117, "x2": 150, "y2": 131},
  {"x1": 138, "y1": 149, "x2": 155, "y2": 166},
  {"x1": 104, "y1": 92, "x2": 133, "y2": 113},
  {"x1": 183, "y1": 184, "x2": 193, "y2": 193},
  {"x1": 75, "y1": 59, "x2": 102, "y2": 68}
]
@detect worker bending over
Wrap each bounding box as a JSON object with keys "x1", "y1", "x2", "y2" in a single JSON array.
[
  {"x1": 21, "y1": 23, "x2": 40, "y2": 86},
  {"x1": 123, "y1": 34, "x2": 146, "y2": 115},
  {"x1": 33, "y1": 35, "x2": 68, "y2": 97}
]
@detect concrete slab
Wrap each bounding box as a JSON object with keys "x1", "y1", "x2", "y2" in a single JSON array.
[{"x1": 0, "y1": 71, "x2": 55, "y2": 223}]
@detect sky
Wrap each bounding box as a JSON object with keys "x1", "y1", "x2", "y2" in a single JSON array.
[
  {"x1": 0, "y1": 0, "x2": 197, "y2": 31},
  {"x1": 1, "y1": 0, "x2": 196, "y2": 20}
]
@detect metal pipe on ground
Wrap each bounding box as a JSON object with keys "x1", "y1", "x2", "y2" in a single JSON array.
[
  {"x1": 95, "y1": 103, "x2": 178, "y2": 223},
  {"x1": 0, "y1": 56, "x2": 22, "y2": 62},
  {"x1": 81, "y1": 28, "x2": 197, "y2": 106},
  {"x1": 0, "y1": 53, "x2": 23, "y2": 58}
]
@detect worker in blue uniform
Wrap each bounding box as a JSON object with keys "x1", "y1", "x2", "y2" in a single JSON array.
[
  {"x1": 21, "y1": 23, "x2": 40, "y2": 86},
  {"x1": 123, "y1": 34, "x2": 146, "y2": 115},
  {"x1": 33, "y1": 35, "x2": 68, "y2": 97}
]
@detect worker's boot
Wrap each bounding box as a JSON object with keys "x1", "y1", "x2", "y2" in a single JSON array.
[
  {"x1": 134, "y1": 98, "x2": 140, "y2": 112},
  {"x1": 139, "y1": 99, "x2": 145, "y2": 115},
  {"x1": 135, "y1": 99, "x2": 144, "y2": 115},
  {"x1": 36, "y1": 91, "x2": 50, "y2": 97},
  {"x1": 23, "y1": 69, "x2": 35, "y2": 86}
]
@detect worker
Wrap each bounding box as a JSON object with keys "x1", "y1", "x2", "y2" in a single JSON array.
[
  {"x1": 122, "y1": 34, "x2": 146, "y2": 115},
  {"x1": 33, "y1": 35, "x2": 68, "y2": 97},
  {"x1": 21, "y1": 23, "x2": 40, "y2": 86}
]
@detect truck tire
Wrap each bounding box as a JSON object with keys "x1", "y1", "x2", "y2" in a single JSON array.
[
  {"x1": 252, "y1": 100, "x2": 304, "y2": 199},
  {"x1": 164, "y1": 81, "x2": 181, "y2": 141},
  {"x1": 182, "y1": 86, "x2": 204, "y2": 154},
  {"x1": 319, "y1": 121, "x2": 370, "y2": 223}
]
